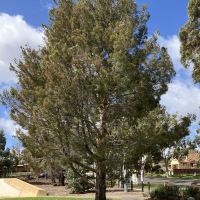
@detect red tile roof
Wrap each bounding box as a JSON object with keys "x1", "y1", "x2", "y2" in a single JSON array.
[{"x1": 182, "y1": 151, "x2": 200, "y2": 164}]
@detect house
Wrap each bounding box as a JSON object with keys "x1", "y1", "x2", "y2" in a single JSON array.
[
  {"x1": 15, "y1": 164, "x2": 30, "y2": 173},
  {"x1": 170, "y1": 151, "x2": 200, "y2": 170},
  {"x1": 169, "y1": 150, "x2": 200, "y2": 175}
]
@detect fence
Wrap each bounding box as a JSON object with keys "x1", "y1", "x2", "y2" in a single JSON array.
[{"x1": 173, "y1": 169, "x2": 200, "y2": 175}]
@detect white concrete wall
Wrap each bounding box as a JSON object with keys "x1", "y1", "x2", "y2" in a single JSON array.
[
  {"x1": 0, "y1": 179, "x2": 20, "y2": 197},
  {"x1": 0, "y1": 178, "x2": 47, "y2": 197}
]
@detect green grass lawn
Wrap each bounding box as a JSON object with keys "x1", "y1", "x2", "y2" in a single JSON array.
[
  {"x1": 0, "y1": 198, "x2": 93, "y2": 200},
  {"x1": 133, "y1": 183, "x2": 160, "y2": 193}
]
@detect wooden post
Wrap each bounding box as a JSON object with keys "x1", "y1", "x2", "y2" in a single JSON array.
[
  {"x1": 142, "y1": 181, "x2": 144, "y2": 192},
  {"x1": 148, "y1": 182, "x2": 150, "y2": 193},
  {"x1": 131, "y1": 180, "x2": 133, "y2": 191}
]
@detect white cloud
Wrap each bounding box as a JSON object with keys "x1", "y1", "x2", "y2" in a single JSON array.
[
  {"x1": 0, "y1": 116, "x2": 20, "y2": 136},
  {"x1": 0, "y1": 13, "x2": 44, "y2": 138},
  {"x1": 160, "y1": 35, "x2": 200, "y2": 122},
  {"x1": 0, "y1": 13, "x2": 44, "y2": 86},
  {"x1": 161, "y1": 80, "x2": 200, "y2": 119},
  {"x1": 159, "y1": 35, "x2": 182, "y2": 72}
]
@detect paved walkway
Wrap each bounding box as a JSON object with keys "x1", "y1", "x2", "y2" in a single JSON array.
[{"x1": 145, "y1": 176, "x2": 199, "y2": 186}]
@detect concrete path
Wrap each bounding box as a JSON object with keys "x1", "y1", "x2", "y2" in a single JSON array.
[{"x1": 145, "y1": 176, "x2": 200, "y2": 186}]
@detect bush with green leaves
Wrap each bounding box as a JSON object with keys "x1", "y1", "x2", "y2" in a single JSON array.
[
  {"x1": 150, "y1": 185, "x2": 180, "y2": 200},
  {"x1": 66, "y1": 168, "x2": 94, "y2": 193},
  {"x1": 0, "y1": 130, "x2": 18, "y2": 177},
  {"x1": 150, "y1": 185, "x2": 200, "y2": 200},
  {"x1": 183, "y1": 187, "x2": 200, "y2": 199}
]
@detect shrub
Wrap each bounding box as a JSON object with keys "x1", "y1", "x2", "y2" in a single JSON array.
[
  {"x1": 150, "y1": 185, "x2": 200, "y2": 200},
  {"x1": 151, "y1": 165, "x2": 161, "y2": 173},
  {"x1": 150, "y1": 185, "x2": 180, "y2": 200},
  {"x1": 183, "y1": 186, "x2": 200, "y2": 199},
  {"x1": 66, "y1": 169, "x2": 93, "y2": 193}
]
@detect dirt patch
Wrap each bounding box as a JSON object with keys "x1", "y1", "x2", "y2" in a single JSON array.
[
  {"x1": 32, "y1": 183, "x2": 147, "y2": 199},
  {"x1": 29, "y1": 179, "x2": 147, "y2": 199},
  {"x1": 38, "y1": 184, "x2": 69, "y2": 196}
]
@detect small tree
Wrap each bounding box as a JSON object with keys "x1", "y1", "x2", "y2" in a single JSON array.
[
  {"x1": 0, "y1": 130, "x2": 18, "y2": 177},
  {"x1": 124, "y1": 108, "x2": 193, "y2": 179}
]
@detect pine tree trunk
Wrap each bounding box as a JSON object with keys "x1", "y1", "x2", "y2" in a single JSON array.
[
  {"x1": 95, "y1": 108, "x2": 106, "y2": 200},
  {"x1": 95, "y1": 163, "x2": 106, "y2": 200},
  {"x1": 50, "y1": 169, "x2": 57, "y2": 185},
  {"x1": 58, "y1": 170, "x2": 65, "y2": 186}
]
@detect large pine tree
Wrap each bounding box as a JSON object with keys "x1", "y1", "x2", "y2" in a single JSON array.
[{"x1": 1, "y1": 1, "x2": 177, "y2": 199}]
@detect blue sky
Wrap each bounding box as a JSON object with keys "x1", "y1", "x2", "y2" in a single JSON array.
[
  {"x1": 0, "y1": 0, "x2": 199, "y2": 148},
  {"x1": 138, "y1": 0, "x2": 188, "y2": 36},
  {"x1": 0, "y1": 0, "x2": 188, "y2": 36},
  {"x1": 0, "y1": 0, "x2": 51, "y2": 27}
]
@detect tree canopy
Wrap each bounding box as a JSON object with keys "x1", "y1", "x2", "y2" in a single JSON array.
[{"x1": 179, "y1": 0, "x2": 200, "y2": 82}]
